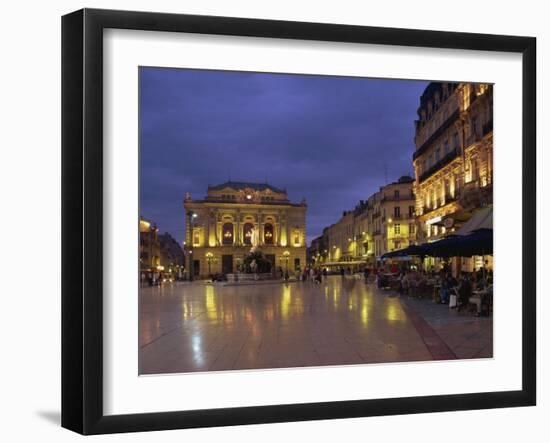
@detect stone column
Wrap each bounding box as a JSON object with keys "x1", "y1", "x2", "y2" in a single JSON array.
[{"x1": 235, "y1": 210, "x2": 240, "y2": 246}]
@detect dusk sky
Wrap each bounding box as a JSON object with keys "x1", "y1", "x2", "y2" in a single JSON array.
[{"x1": 139, "y1": 67, "x2": 429, "y2": 246}]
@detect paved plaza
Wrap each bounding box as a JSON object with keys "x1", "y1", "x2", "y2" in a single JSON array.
[{"x1": 139, "y1": 276, "x2": 492, "y2": 374}]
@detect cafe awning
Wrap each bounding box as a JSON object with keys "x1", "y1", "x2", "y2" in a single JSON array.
[
  {"x1": 454, "y1": 205, "x2": 493, "y2": 236},
  {"x1": 425, "y1": 228, "x2": 492, "y2": 257}
]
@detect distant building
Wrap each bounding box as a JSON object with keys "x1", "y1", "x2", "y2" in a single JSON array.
[
  {"x1": 183, "y1": 181, "x2": 307, "y2": 278},
  {"x1": 370, "y1": 176, "x2": 416, "y2": 259},
  {"x1": 159, "y1": 232, "x2": 184, "y2": 280},
  {"x1": 327, "y1": 210, "x2": 356, "y2": 262},
  {"x1": 139, "y1": 217, "x2": 160, "y2": 276},
  {"x1": 308, "y1": 227, "x2": 329, "y2": 266},
  {"x1": 318, "y1": 175, "x2": 416, "y2": 267},
  {"x1": 413, "y1": 82, "x2": 493, "y2": 242}
]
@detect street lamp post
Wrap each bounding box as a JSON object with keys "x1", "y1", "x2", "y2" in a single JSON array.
[
  {"x1": 187, "y1": 211, "x2": 197, "y2": 281},
  {"x1": 283, "y1": 250, "x2": 290, "y2": 274},
  {"x1": 205, "y1": 251, "x2": 214, "y2": 277}
]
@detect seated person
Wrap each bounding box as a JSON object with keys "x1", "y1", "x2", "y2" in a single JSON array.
[
  {"x1": 439, "y1": 273, "x2": 450, "y2": 304},
  {"x1": 457, "y1": 274, "x2": 473, "y2": 312}
]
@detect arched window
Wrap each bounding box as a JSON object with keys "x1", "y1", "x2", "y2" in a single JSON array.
[
  {"x1": 293, "y1": 230, "x2": 301, "y2": 246},
  {"x1": 264, "y1": 223, "x2": 274, "y2": 244},
  {"x1": 243, "y1": 223, "x2": 254, "y2": 245},
  {"x1": 222, "y1": 222, "x2": 233, "y2": 245}
]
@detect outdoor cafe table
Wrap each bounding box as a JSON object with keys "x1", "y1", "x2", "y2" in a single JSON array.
[{"x1": 470, "y1": 289, "x2": 489, "y2": 315}]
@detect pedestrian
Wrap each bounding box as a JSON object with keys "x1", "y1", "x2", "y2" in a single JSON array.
[
  {"x1": 363, "y1": 267, "x2": 370, "y2": 283},
  {"x1": 401, "y1": 271, "x2": 410, "y2": 295},
  {"x1": 315, "y1": 269, "x2": 322, "y2": 284},
  {"x1": 439, "y1": 273, "x2": 450, "y2": 304}
]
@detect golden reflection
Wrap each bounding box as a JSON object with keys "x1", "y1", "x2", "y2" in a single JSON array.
[
  {"x1": 332, "y1": 285, "x2": 340, "y2": 309},
  {"x1": 294, "y1": 293, "x2": 304, "y2": 316},
  {"x1": 281, "y1": 284, "x2": 292, "y2": 319},
  {"x1": 386, "y1": 302, "x2": 405, "y2": 321},
  {"x1": 361, "y1": 303, "x2": 369, "y2": 325},
  {"x1": 205, "y1": 285, "x2": 219, "y2": 322},
  {"x1": 348, "y1": 296, "x2": 355, "y2": 312},
  {"x1": 223, "y1": 311, "x2": 235, "y2": 326},
  {"x1": 265, "y1": 305, "x2": 274, "y2": 322},
  {"x1": 244, "y1": 307, "x2": 253, "y2": 324}
]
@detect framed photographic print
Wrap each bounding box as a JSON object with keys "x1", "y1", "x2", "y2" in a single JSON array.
[{"x1": 61, "y1": 8, "x2": 536, "y2": 434}]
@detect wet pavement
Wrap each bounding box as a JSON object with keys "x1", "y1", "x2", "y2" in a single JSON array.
[
  {"x1": 139, "y1": 276, "x2": 492, "y2": 374},
  {"x1": 399, "y1": 296, "x2": 493, "y2": 359}
]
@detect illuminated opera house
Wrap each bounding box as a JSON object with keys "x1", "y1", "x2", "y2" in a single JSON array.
[{"x1": 183, "y1": 181, "x2": 307, "y2": 278}]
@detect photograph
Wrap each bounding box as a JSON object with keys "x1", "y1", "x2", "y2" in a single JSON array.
[{"x1": 138, "y1": 68, "x2": 494, "y2": 375}]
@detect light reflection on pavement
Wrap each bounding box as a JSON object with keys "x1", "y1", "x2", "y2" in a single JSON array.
[{"x1": 139, "y1": 276, "x2": 486, "y2": 374}]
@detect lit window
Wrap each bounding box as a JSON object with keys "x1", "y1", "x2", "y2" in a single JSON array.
[
  {"x1": 222, "y1": 223, "x2": 233, "y2": 245},
  {"x1": 394, "y1": 224, "x2": 401, "y2": 235},
  {"x1": 264, "y1": 223, "x2": 274, "y2": 244}
]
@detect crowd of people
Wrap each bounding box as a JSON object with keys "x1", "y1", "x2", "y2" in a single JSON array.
[
  {"x1": 293, "y1": 262, "x2": 493, "y2": 317},
  {"x1": 391, "y1": 266, "x2": 493, "y2": 316}
]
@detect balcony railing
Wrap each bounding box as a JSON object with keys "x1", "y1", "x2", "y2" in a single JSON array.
[
  {"x1": 381, "y1": 195, "x2": 415, "y2": 202},
  {"x1": 414, "y1": 109, "x2": 460, "y2": 160},
  {"x1": 418, "y1": 147, "x2": 459, "y2": 183}
]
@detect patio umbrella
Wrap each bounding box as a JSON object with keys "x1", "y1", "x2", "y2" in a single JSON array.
[
  {"x1": 425, "y1": 228, "x2": 493, "y2": 257},
  {"x1": 380, "y1": 243, "x2": 431, "y2": 260}
]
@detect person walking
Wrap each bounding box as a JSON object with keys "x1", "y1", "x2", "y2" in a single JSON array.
[{"x1": 363, "y1": 267, "x2": 370, "y2": 283}]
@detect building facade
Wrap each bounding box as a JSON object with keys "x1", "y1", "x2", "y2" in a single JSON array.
[
  {"x1": 139, "y1": 217, "x2": 161, "y2": 276},
  {"x1": 183, "y1": 181, "x2": 307, "y2": 278},
  {"x1": 327, "y1": 210, "x2": 356, "y2": 262},
  {"x1": 314, "y1": 175, "x2": 416, "y2": 266},
  {"x1": 375, "y1": 176, "x2": 417, "y2": 258},
  {"x1": 307, "y1": 227, "x2": 329, "y2": 266},
  {"x1": 413, "y1": 82, "x2": 493, "y2": 242}
]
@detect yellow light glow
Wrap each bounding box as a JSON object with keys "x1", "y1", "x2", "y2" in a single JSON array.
[
  {"x1": 386, "y1": 303, "x2": 405, "y2": 321},
  {"x1": 361, "y1": 303, "x2": 369, "y2": 326},
  {"x1": 281, "y1": 284, "x2": 292, "y2": 319},
  {"x1": 205, "y1": 285, "x2": 219, "y2": 322}
]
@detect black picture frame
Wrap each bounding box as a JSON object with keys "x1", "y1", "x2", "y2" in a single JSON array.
[{"x1": 62, "y1": 8, "x2": 536, "y2": 435}]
